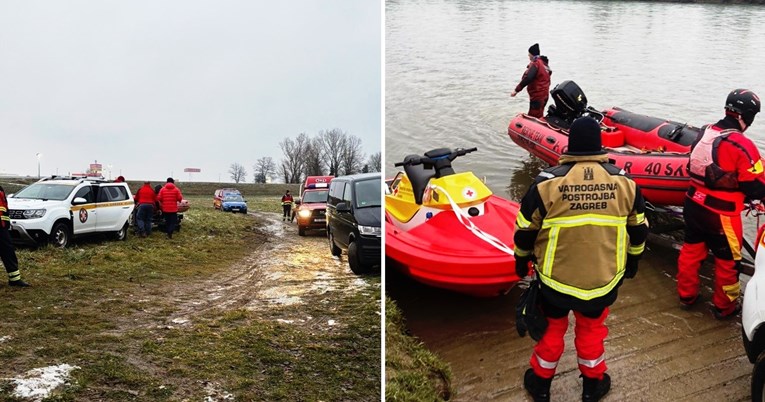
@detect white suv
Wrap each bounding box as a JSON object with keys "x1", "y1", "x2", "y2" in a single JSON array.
[
  {"x1": 743, "y1": 226, "x2": 765, "y2": 401},
  {"x1": 7, "y1": 177, "x2": 134, "y2": 247}
]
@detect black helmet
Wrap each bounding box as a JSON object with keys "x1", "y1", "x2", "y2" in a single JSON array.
[{"x1": 725, "y1": 89, "x2": 761, "y2": 123}]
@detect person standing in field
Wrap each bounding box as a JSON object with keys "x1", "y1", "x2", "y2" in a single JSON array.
[
  {"x1": 511, "y1": 43, "x2": 552, "y2": 118},
  {"x1": 281, "y1": 190, "x2": 294, "y2": 222},
  {"x1": 0, "y1": 185, "x2": 30, "y2": 287},
  {"x1": 134, "y1": 180, "x2": 157, "y2": 238},
  {"x1": 158, "y1": 178, "x2": 183, "y2": 239}
]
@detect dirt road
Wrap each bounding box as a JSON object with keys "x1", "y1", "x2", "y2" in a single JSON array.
[{"x1": 388, "y1": 242, "x2": 752, "y2": 401}]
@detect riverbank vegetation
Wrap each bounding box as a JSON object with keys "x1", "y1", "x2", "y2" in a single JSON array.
[{"x1": 385, "y1": 296, "x2": 452, "y2": 401}]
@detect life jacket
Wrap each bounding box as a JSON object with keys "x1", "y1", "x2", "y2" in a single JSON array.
[
  {"x1": 281, "y1": 194, "x2": 293, "y2": 206},
  {"x1": 687, "y1": 125, "x2": 758, "y2": 215},
  {"x1": 527, "y1": 56, "x2": 551, "y2": 101}
]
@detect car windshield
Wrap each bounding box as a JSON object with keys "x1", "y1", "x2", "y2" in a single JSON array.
[
  {"x1": 224, "y1": 195, "x2": 244, "y2": 202},
  {"x1": 13, "y1": 183, "x2": 76, "y2": 201},
  {"x1": 302, "y1": 190, "x2": 328, "y2": 203},
  {"x1": 354, "y1": 178, "x2": 382, "y2": 208}
]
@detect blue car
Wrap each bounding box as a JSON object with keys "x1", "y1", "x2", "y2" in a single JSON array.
[{"x1": 221, "y1": 194, "x2": 248, "y2": 214}]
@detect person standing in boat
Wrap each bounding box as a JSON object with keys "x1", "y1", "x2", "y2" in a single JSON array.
[
  {"x1": 510, "y1": 43, "x2": 551, "y2": 118},
  {"x1": 677, "y1": 89, "x2": 764, "y2": 319},
  {"x1": 513, "y1": 116, "x2": 648, "y2": 402}
]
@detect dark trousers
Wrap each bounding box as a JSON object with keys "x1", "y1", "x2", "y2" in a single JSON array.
[
  {"x1": 164, "y1": 212, "x2": 178, "y2": 236},
  {"x1": 136, "y1": 204, "x2": 154, "y2": 235},
  {"x1": 528, "y1": 97, "x2": 548, "y2": 118},
  {"x1": 282, "y1": 205, "x2": 291, "y2": 219},
  {"x1": 0, "y1": 224, "x2": 19, "y2": 275}
]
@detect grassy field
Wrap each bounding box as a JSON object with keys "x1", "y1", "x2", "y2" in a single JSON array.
[
  {"x1": 0, "y1": 195, "x2": 381, "y2": 401},
  {"x1": 385, "y1": 296, "x2": 452, "y2": 401}
]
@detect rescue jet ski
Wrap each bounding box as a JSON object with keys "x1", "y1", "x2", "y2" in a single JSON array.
[{"x1": 385, "y1": 147, "x2": 522, "y2": 297}]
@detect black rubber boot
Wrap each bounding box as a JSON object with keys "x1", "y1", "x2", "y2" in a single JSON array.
[
  {"x1": 582, "y1": 373, "x2": 610, "y2": 402},
  {"x1": 523, "y1": 368, "x2": 552, "y2": 402},
  {"x1": 9, "y1": 280, "x2": 30, "y2": 287}
]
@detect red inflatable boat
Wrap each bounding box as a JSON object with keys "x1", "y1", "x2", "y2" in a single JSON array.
[{"x1": 507, "y1": 80, "x2": 702, "y2": 207}]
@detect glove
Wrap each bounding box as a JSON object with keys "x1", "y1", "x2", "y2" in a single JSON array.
[
  {"x1": 625, "y1": 254, "x2": 641, "y2": 279},
  {"x1": 515, "y1": 255, "x2": 534, "y2": 278}
]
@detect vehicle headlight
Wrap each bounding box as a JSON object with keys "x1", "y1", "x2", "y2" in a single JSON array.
[
  {"x1": 298, "y1": 209, "x2": 312, "y2": 218},
  {"x1": 359, "y1": 225, "x2": 381, "y2": 236},
  {"x1": 22, "y1": 209, "x2": 46, "y2": 219}
]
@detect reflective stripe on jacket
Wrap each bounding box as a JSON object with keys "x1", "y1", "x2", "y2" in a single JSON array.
[
  {"x1": 0, "y1": 190, "x2": 8, "y2": 222},
  {"x1": 514, "y1": 154, "x2": 647, "y2": 301}
]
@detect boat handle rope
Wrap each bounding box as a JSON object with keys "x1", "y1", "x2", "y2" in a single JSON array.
[{"x1": 429, "y1": 184, "x2": 515, "y2": 256}]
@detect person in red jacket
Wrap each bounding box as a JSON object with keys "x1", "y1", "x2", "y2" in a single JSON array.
[
  {"x1": 511, "y1": 43, "x2": 552, "y2": 118},
  {"x1": 281, "y1": 190, "x2": 294, "y2": 222},
  {"x1": 133, "y1": 180, "x2": 157, "y2": 238},
  {"x1": 158, "y1": 177, "x2": 183, "y2": 239},
  {"x1": 678, "y1": 89, "x2": 764, "y2": 319},
  {"x1": 0, "y1": 185, "x2": 30, "y2": 287}
]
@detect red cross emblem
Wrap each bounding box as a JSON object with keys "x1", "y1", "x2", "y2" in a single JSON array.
[{"x1": 463, "y1": 187, "x2": 476, "y2": 199}]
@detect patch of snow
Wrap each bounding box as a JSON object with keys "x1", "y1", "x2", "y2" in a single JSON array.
[
  {"x1": 351, "y1": 278, "x2": 368, "y2": 288},
  {"x1": 276, "y1": 319, "x2": 294, "y2": 324},
  {"x1": 0, "y1": 335, "x2": 11, "y2": 343},
  {"x1": 203, "y1": 381, "x2": 234, "y2": 401},
  {"x1": 269, "y1": 295, "x2": 302, "y2": 306},
  {"x1": 7, "y1": 364, "x2": 80, "y2": 402},
  {"x1": 328, "y1": 320, "x2": 336, "y2": 326},
  {"x1": 171, "y1": 318, "x2": 189, "y2": 325}
]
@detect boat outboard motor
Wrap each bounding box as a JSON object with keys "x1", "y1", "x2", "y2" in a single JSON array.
[{"x1": 546, "y1": 80, "x2": 588, "y2": 129}]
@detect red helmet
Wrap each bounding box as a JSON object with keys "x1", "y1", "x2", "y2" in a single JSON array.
[{"x1": 726, "y1": 89, "x2": 760, "y2": 126}]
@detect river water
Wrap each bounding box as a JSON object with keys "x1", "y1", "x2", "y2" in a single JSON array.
[
  {"x1": 386, "y1": 1, "x2": 765, "y2": 401},
  {"x1": 386, "y1": 0, "x2": 765, "y2": 199}
]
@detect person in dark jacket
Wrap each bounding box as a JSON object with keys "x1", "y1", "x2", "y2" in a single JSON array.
[
  {"x1": 134, "y1": 180, "x2": 157, "y2": 238},
  {"x1": 677, "y1": 89, "x2": 763, "y2": 319},
  {"x1": 514, "y1": 117, "x2": 648, "y2": 402},
  {"x1": 0, "y1": 186, "x2": 30, "y2": 287},
  {"x1": 511, "y1": 43, "x2": 552, "y2": 118},
  {"x1": 158, "y1": 178, "x2": 183, "y2": 238}
]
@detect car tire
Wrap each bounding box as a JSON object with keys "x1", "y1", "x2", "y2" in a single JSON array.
[
  {"x1": 348, "y1": 241, "x2": 369, "y2": 275},
  {"x1": 753, "y1": 350, "x2": 765, "y2": 402},
  {"x1": 114, "y1": 222, "x2": 128, "y2": 241},
  {"x1": 298, "y1": 226, "x2": 306, "y2": 236},
  {"x1": 49, "y1": 221, "x2": 71, "y2": 248},
  {"x1": 329, "y1": 230, "x2": 341, "y2": 257}
]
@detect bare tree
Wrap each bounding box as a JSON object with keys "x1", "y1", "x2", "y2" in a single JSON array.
[
  {"x1": 253, "y1": 156, "x2": 275, "y2": 183},
  {"x1": 303, "y1": 137, "x2": 325, "y2": 177},
  {"x1": 229, "y1": 162, "x2": 247, "y2": 183},
  {"x1": 340, "y1": 134, "x2": 365, "y2": 175},
  {"x1": 319, "y1": 128, "x2": 346, "y2": 176},
  {"x1": 367, "y1": 151, "x2": 381, "y2": 172},
  {"x1": 279, "y1": 133, "x2": 309, "y2": 183}
]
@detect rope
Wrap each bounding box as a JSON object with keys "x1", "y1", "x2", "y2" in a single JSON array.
[{"x1": 429, "y1": 184, "x2": 515, "y2": 256}]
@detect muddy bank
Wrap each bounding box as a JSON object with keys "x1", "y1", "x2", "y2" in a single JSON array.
[{"x1": 387, "y1": 243, "x2": 751, "y2": 401}]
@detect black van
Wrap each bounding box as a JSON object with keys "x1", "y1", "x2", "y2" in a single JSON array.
[{"x1": 326, "y1": 172, "x2": 381, "y2": 274}]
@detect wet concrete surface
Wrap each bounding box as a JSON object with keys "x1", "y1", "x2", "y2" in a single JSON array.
[{"x1": 387, "y1": 239, "x2": 753, "y2": 401}]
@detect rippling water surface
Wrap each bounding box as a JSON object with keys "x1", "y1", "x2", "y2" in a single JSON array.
[{"x1": 386, "y1": 0, "x2": 765, "y2": 199}]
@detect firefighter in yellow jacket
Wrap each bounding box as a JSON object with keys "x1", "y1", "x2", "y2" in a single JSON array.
[
  {"x1": 514, "y1": 116, "x2": 648, "y2": 402},
  {"x1": 0, "y1": 185, "x2": 30, "y2": 287}
]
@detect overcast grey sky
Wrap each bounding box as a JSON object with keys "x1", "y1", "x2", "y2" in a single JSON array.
[{"x1": 0, "y1": 1, "x2": 381, "y2": 182}]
